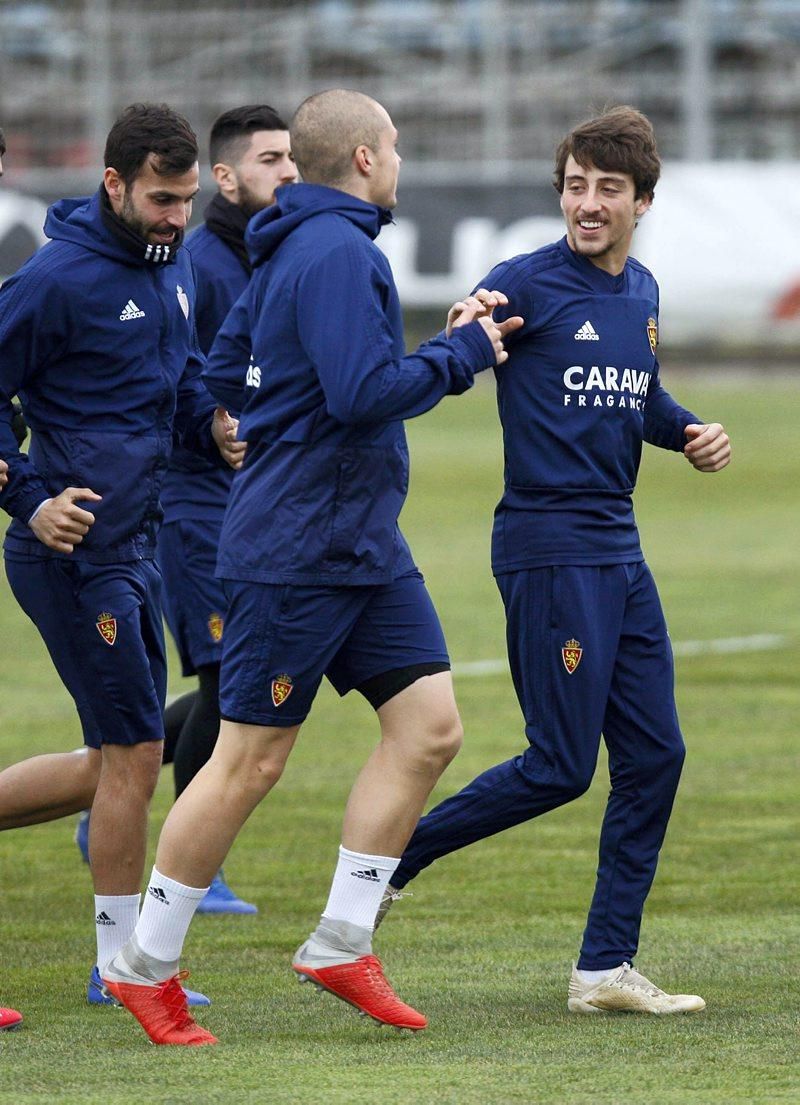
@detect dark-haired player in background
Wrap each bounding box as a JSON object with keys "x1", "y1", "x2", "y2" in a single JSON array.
[
  {"x1": 376, "y1": 106, "x2": 730, "y2": 1016},
  {"x1": 160, "y1": 103, "x2": 297, "y2": 914}
]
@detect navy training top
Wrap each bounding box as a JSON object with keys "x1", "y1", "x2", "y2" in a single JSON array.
[
  {"x1": 484, "y1": 237, "x2": 699, "y2": 573},
  {"x1": 0, "y1": 190, "x2": 219, "y2": 564},
  {"x1": 203, "y1": 182, "x2": 497, "y2": 587}
]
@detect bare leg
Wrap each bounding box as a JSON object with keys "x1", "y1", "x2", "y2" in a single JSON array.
[
  {"x1": 154, "y1": 719, "x2": 300, "y2": 886},
  {"x1": 0, "y1": 747, "x2": 101, "y2": 829},
  {"x1": 291, "y1": 674, "x2": 462, "y2": 1031},
  {"x1": 90, "y1": 741, "x2": 164, "y2": 894},
  {"x1": 342, "y1": 671, "x2": 463, "y2": 855}
]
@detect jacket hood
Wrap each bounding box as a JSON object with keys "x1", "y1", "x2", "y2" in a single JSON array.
[
  {"x1": 44, "y1": 188, "x2": 183, "y2": 266},
  {"x1": 45, "y1": 191, "x2": 132, "y2": 262},
  {"x1": 245, "y1": 183, "x2": 393, "y2": 268}
]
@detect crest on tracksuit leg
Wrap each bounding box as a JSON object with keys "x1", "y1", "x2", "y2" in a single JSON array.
[
  {"x1": 562, "y1": 639, "x2": 582, "y2": 674},
  {"x1": 96, "y1": 612, "x2": 117, "y2": 646}
]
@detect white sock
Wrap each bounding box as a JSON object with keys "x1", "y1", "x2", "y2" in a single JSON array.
[
  {"x1": 577, "y1": 965, "x2": 623, "y2": 984},
  {"x1": 135, "y1": 867, "x2": 209, "y2": 964},
  {"x1": 94, "y1": 894, "x2": 140, "y2": 977},
  {"x1": 321, "y1": 845, "x2": 400, "y2": 931}
]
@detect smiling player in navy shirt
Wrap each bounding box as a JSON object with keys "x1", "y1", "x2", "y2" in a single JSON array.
[{"x1": 377, "y1": 106, "x2": 731, "y2": 1016}]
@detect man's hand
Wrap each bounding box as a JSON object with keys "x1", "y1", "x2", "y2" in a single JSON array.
[
  {"x1": 684, "y1": 423, "x2": 731, "y2": 472},
  {"x1": 29, "y1": 487, "x2": 102, "y2": 553},
  {"x1": 447, "y1": 287, "x2": 524, "y2": 366},
  {"x1": 447, "y1": 288, "x2": 509, "y2": 336},
  {"x1": 0, "y1": 459, "x2": 7, "y2": 490},
  {"x1": 212, "y1": 407, "x2": 247, "y2": 470}
]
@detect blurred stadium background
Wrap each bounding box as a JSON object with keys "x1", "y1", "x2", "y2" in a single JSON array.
[{"x1": 2, "y1": 0, "x2": 800, "y2": 347}]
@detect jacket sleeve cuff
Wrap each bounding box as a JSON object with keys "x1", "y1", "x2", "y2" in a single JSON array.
[
  {"x1": 447, "y1": 319, "x2": 496, "y2": 370},
  {"x1": 26, "y1": 498, "x2": 51, "y2": 525}
]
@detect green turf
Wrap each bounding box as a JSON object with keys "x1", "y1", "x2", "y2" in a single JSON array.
[{"x1": 0, "y1": 373, "x2": 797, "y2": 1104}]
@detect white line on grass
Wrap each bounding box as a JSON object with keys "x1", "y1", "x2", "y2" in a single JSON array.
[
  {"x1": 451, "y1": 633, "x2": 788, "y2": 678},
  {"x1": 164, "y1": 634, "x2": 787, "y2": 702}
]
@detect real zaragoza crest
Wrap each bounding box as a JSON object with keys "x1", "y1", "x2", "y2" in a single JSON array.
[
  {"x1": 176, "y1": 284, "x2": 190, "y2": 320},
  {"x1": 271, "y1": 674, "x2": 294, "y2": 707},
  {"x1": 562, "y1": 639, "x2": 582, "y2": 675},
  {"x1": 208, "y1": 613, "x2": 223, "y2": 642},
  {"x1": 96, "y1": 612, "x2": 117, "y2": 646}
]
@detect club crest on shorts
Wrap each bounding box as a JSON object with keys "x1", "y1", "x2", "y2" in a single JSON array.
[
  {"x1": 96, "y1": 612, "x2": 117, "y2": 646},
  {"x1": 207, "y1": 613, "x2": 224, "y2": 642},
  {"x1": 176, "y1": 284, "x2": 190, "y2": 320},
  {"x1": 562, "y1": 638, "x2": 582, "y2": 675},
  {"x1": 647, "y1": 316, "x2": 658, "y2": 355},
  {"x1": 271, "y1": 673, "x2": 293, "y2": 707}
]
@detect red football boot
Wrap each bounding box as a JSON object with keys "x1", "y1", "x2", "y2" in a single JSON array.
[
  {"x1": 0, "y1": 1007, "x2": 22, "y2": 1031},
  {"x1": 293, "y1": 952, "x2": 427, "y2": 1030},
  {"x1": 102, "y1": 971, "x2": 218, "y2": 1046}
]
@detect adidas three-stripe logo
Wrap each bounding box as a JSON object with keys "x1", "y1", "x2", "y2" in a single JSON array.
[
  {"x1": 147, "y1": 886, "x2": 170, "y2": 905},
  {"x1": 95, "y1": 911, "x2": 115, "y2": 926},
  {"x1": 351, "y1": 868, "x2": 380, "y2": 882},
  {"x1": 120, "y1": 299, "x2": 145, "y2": 321},
  {"x1": 574, "y1": 320, "x2": 599, "y2": 340}
]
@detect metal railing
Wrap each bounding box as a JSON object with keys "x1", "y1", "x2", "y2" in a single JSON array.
[{"x1": 1, "y1": 0, "x2": 799, "y2": 186}]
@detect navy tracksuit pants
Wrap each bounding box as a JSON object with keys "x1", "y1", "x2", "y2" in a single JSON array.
[{"x1": 393, "y1": 561, "x2": 686, "y2": 970}]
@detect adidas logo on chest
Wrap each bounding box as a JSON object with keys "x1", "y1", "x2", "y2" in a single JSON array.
[
  {"x1": 119, "y1": 299, "x2": 146, "y2": 322},
  {"x1": 574, "y1": 320, "x2": 599, "y2": 341}
]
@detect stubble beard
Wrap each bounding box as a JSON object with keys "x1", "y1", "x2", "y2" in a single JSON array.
[{"x1": 120, "y1": 191, "x2": 174, "y2": 243}]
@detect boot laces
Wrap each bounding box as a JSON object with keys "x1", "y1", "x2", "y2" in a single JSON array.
[
  {"x1": 155, "y1": 971, "x2": 194, "y2": 1029},
  {"x1": 617, "y1": 963, "x2": 664, "y2": 998},
  {"x1": 360, "y1": 955, "x2": 400, "y2": 1000}
]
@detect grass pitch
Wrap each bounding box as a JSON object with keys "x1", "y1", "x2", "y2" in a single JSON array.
[{"x1": 0, "y1": 372, "x2": 798, "y2": 1104}]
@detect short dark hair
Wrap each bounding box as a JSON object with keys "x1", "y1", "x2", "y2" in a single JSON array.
[
  {"x1": 553, "y1": 105, "x2": 661, "y2": 201},
  {"x1": 209, "y1": 104, "x2": 289, "y2": 168},
  {"x1": 0, "y1": 127, "x2": 6, "y2": 158},
  {"x1": 104, "y1": 103, "x2": 198, "y2": 187}
]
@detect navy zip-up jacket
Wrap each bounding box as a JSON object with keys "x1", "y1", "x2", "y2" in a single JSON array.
[
  {"x1": 203, "y1": 182, "x2": 496, "y2": 586},
  {"x1": 159, "y1": 221, "x2": 242, "y2": 524},
  {"x1": 483, "y1": 237, "x2": 700, "y2": 572},
  {"x1": 0, "y1": 190, "x2": 219, "y2": 564}
]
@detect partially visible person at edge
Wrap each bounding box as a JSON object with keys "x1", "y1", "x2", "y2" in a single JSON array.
[
  {"x1": 72, "y1": 104, "x2": 298, "y2": 918},
  {"x1": 101, "y1": 88, "x2": 522, "y2": 1046},
  {"x1": 374, "y1": 105, "x2": 730, "y2": 1017},
  {"x1": 0, "y1": 120, "x2": 24, "y2": 1034},
  {"x1": 0, "y1": 125, "x2": 6, "y2": 496},
  {"x1": 0, "y1": 103, "x2": 244, "y2": 1013}
]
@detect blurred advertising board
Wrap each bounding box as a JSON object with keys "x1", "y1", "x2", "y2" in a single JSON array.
[{"x1": 2, "y1": 164, "x2": 798, "y2": 345}]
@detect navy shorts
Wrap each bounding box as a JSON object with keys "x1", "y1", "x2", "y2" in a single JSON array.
[
  {"x1": 5, "y1": 557, "x2": 167, "y2": 749},
  {"x1": 156, "y1": 518, "x2": 226, "y2": 676},
  {"x1": 219, "y1": 569, "x2": 449, "y2": 726}
]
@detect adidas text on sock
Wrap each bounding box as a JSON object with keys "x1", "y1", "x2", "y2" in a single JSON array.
[
  {"x1": 135, "y1": 867, "x2": 209, "y2": 964},
  {"x1": 94, "y1": 894, "x2": 141, "y2": 978}
]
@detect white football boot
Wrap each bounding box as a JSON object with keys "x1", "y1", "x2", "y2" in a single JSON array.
[{"x1": 568, "y1": 962, "x2": 706, "y2": 1014}]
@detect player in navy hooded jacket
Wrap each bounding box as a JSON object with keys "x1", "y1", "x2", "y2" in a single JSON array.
[
  {"x1": 377, "y1": 107, "x2": 731, "y2": 1015},
  {"x1": 69, "y1": 106, "x2": 296, "y2": 918},
  {"x1": 0, "y1": 104, "x2": 243, "y2": 998},
  {"x1": 103, "y1": 90, "x2": 521, "y2": 1046}
]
